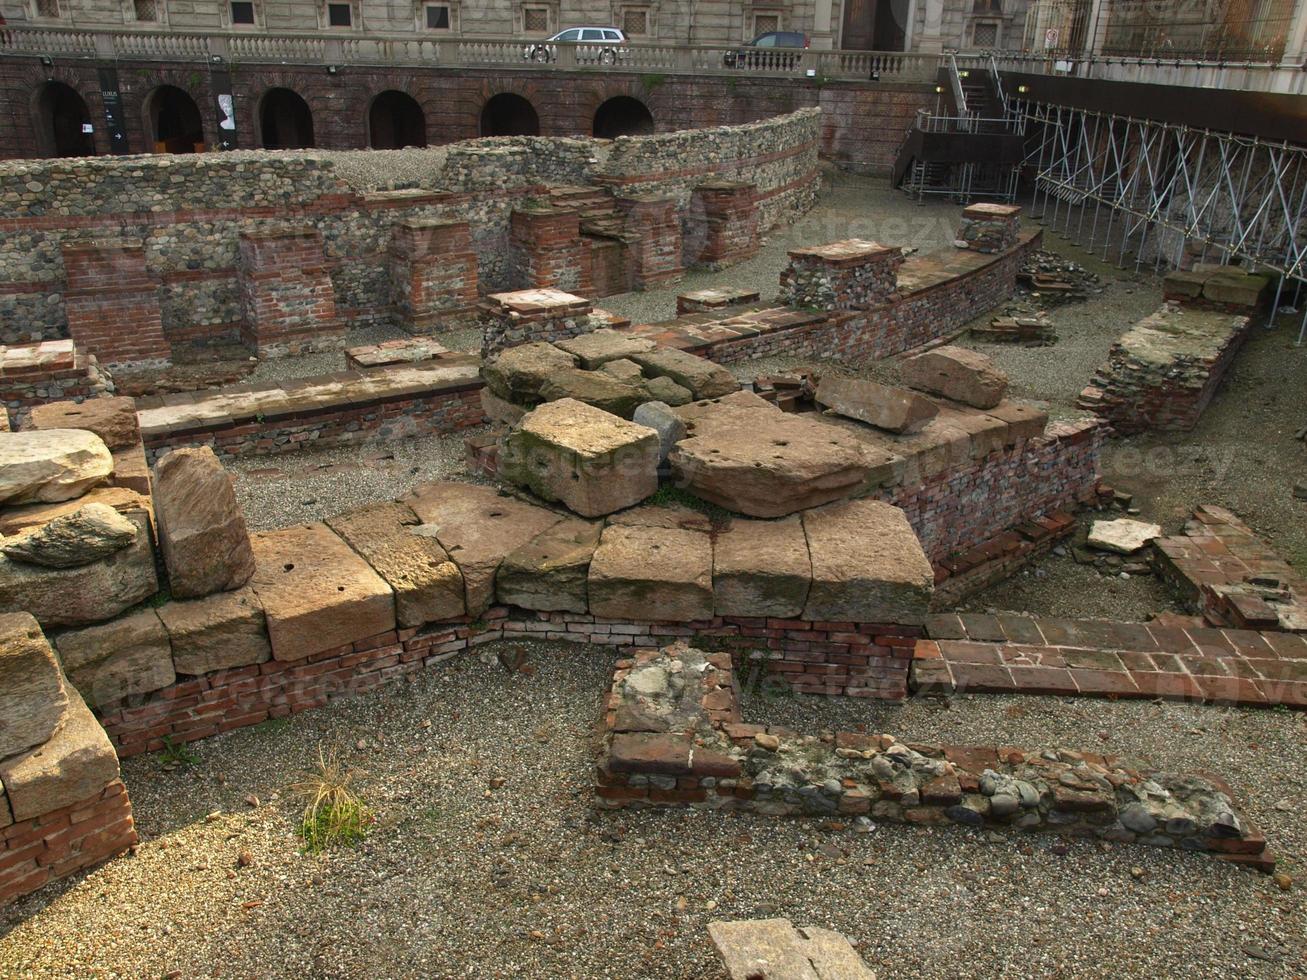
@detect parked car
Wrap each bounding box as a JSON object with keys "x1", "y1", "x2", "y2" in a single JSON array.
[
  {"x1": 525, "y1": 27, "x2": 628, "y2": 65},
  {"x1": 723, "y1": 31, "x2": 810, "y2": 69}
]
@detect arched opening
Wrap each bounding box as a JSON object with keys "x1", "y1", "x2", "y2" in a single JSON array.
[
  {"x1": 34, "y1": 82, "x2": 95, "y2": 158},
  {"x1": 146, "y1": 85, "x2": 205, "y2": 153},
  {"x1": 593, "y1": 96, "x2": 654, "y2": 139},
  {"x1": 259, "y1": 88, "x2": 315, "y2": 149},
  {"x1": 479, "y1": 93, "x2": 540, "y2": 137},
  {"x1": 368, "y1": 91, "x2": 427, "y2": 149}
]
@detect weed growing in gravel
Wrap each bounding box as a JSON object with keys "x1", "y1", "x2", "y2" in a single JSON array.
[
  {"x1": 158, "y1": 736, "x2": 200, "y2": 769},
  {"x1": 292, "y1": 744, "x2": 372, "y2": 853}
]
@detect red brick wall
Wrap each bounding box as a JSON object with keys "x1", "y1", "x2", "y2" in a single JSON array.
[
  {"x1": 509, "y1": 209, "x2": 593, "y2": 295},
  {"x1": 687, "y1": 182, "x2": 761, "y2": 268},
  {"x1": 237, "y1": 228, "x2": 345, "y2": 357},
  {"x1": 616, "y1": 196, "x2": 683, "y2": 288},
  {"x1": 60, "y1": 241, "x2": 172, "y2": 369},
  {"x1": 388, "y1": 220, "x2": 479, "y2": 332}
]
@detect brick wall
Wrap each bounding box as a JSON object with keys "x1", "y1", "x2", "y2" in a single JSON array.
[
  {"x1": 686, "y1": 181, "x2": 760, "y2": 269},
  {"x1": 60, "y1": 240, "x2": 172, "y2": 370},
  {"x1": 509, "y1": 208, "x2": 593, "y2": 295},
  {"x1": 237, "y1": 228, "x2": 345, "y2": 358},
  {"x1": 615, "y1": 196, "x2": 683, "y2": 289}
]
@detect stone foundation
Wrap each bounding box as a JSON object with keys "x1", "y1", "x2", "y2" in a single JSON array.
[
  {"x1": 60, "y1": 240, "x2": 172, "y2": 371},
  {"x1": 0, "y1": 340, "x2": 113, "y2": 427},
  {"x1": 616, "y1": 195, "x2": 684, "y2": 289},
  {"x1": 510, "y1": 208, "x2": 593, "y2": 296},
  {"x1": 237, "y1": 228, "x2": 345, "y2": 358},
  {"x1": 388, "y1": 220, "x2": 479, "y2": 332},
  {"x1": 478, "y1": 288, "x2": 598, "y2": 359},
  {"x1": 687, "y1": 181, "x2": 760, "y2": 269},
  {"x1": 779, "y1": 239, "x2": 904, "y2": 310},
  {"x1": 955, "y1": 203, "x2": 1021, "y2": 254}
]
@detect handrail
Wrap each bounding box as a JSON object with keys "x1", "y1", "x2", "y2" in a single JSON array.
[
  {"x1": 987, "y1": 53, "x2": 1008, "y2": 115},
  {"x1": 0, "y1": 25, "x2": 942, "y2": 82}
]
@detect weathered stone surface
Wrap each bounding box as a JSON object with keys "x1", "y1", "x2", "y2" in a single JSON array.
[
  {"x1": 599, "y1": 358, "x2": 646, "y2": 383},
  {"x1": 631, "y1": 348, "x2": 740, "y2": 399},
  {"x1": 1088, "y1": 518, "x2": 1163, "y2": 554},
  {"x1": 157, "y1": 588, "x2": 271, "y2": 676},
  {"x1": 902, "y1": 346, "x2": 1009, "y2": 409},
  {"x1": 499, "y1": 399, "x2": 660, "y2": 518},
  {"x1": 481, "y1": 342, "x2": 578, "y2": 404},
  {"x1": 589, "y1": 524, "x2": 714, "y2": 621},
  {"x1": 556, "y1": 329, "x2": 656, "y2": 369},
  {"x1": 0, "y1": 512, "x2": 158, "y2": 629},
  {"x1": 644, "y1": 375, "x2": 694, "y2": 406},
  {"x1": 0, "y1": 486, "x2": 151, "y2": 537},
  {"x1": 815, "y1": 375, "x2": 939, "y2": 434},
  {"x1": 326, "y1": 500, "x2": 465, "y2": 628},
  {"x1": 607, "y1": 502, "x2": 715, "y2": 532},
  {"x1": 403, "y1": 482, "x2": 562, "y2": 615},
  {"x1": 709, "y1": 918, "x2": 877, "y2": 980},
  {"x1": 713, "y1": 517, "x2": 811, "y2": 619},
  {"x1": 497, "y1": 518, "x2": 602, "y2": 613},
  {"x1": 633, "y1": 401, "x2": 688, "y2": 463},
  {"x1": 0, "y1": 611, "x2": 69, "y2": 760},
  {"x1": 249, "y1": 523, "x2": 396, "y2": 662},
  {"x1": 153, "y1": 447, "x2": 256, "y2": 599},
  {"x1": 55, "y1": 608, "x2": 175, "y2": 709},
  {"x1": 0, "y1": 689, "x2": 119, "y2": 823},
  {"x1": 538, "y1": 368, "x2": 649, "y2": 419},
  {"x1": 480, "y1": 387, "x2": 528, "y2": 427},
  {"x1": 0, "y1": 430, "x2": 113, "y2": 506},
  {"x1": 28, "y1": 396, "x2": 140, "y2": 450},
  {"x1": 671, "y1": 395, "x2": 897, "y2": 518},
  {"x1": 984, "y1": 399, "x2": 1049, "y2": 441},
  {"x1": 1, "y1": 502, "x2": 137, "y2": 569},
  {"x1": 802, "y1": 499, "x2": 933, "y2": 624}
]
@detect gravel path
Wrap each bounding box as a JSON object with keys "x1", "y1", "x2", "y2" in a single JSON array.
[{"x1": 1, "y1": 640, "x2": 1302, "y2": 978}]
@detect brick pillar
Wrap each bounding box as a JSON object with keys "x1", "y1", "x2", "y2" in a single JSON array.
[
  {"x1": 687, "y1": 181, "x2": 760, "y2": 269},
  {"x1": 479, "y1": 287, "x2": 595, "y2": 359},
  {"x1": 616, "y1": 195, "x2": 683, "y2": 289},
  {"x1": 955, "y1": 203, "x2": 1022, "y2": 253},
  {"x1": 388, "y1": 219, "x2": 479, "y2": 333},
  {"x1": 509, "y1": 207, "x2": 593, "y2": 295},
  {"x1": 779, "y1": 239, "x2": 904, "y2": 311},
  {"x1": 237, "y1": 228, "x2": 344, "y2": 358},
  {"x1": 61, "y1": 239, "x2": 172, "y2": 370}
]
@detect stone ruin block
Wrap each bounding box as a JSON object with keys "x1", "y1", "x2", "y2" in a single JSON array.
[
  {"x1": 901, "y1": 345, "x2": 1009, "y2": 410},
  {"x1": 60, "y1": 238, "x2": 172, "y2": 370},
  {"x1": 54, "y1": 608, "x2": 176, "y2": 709},
  {"x1": 1162, "y1": 265, "x2": 1272, "y2": 312},
  {"x1": 157, "y1": 587, "x2": 272, "y2": 677},
  {"x1": 498, "y1": 399, "x2": 660, "y2": 518},
  {"x1": 709, "y1": 919, "x2": 876, "y2": 980},
  {"x1": 0, "y1": 611, "x2": 69, "y2": 761},
  {"x1": 389, "y1": 219, "x2": 479, "y2": 333},
  {"x1": 687, "y1": 181, "x2": 760, "y2": 269},
  {"x1": 616, "y1": 195, "x2": 684, "y2": 289},
  {"x1": 479, "y1": 288, "x2": 596, "y2": 360},
  {"x1": 0, "y1": 429, "x2": 113, "y2": 507},
  {"x1": 814, "y1": 375, "x2": 940, "y2": 433},
  {"x1": 713, "y1": 517, "x2": 811, "y2": 619},
  {"x1": 28, "y1": 396, "x2": 140, "y2": 451},
  {"x1": 779, "y1": 239, "x2": 904, "y2": 311},
  {"x1": 496, "y1": 518, "x2": 602, "y2": 614},
  {"x1": 510, "y1": 206, "x2": 593, "y2": 295},
  {"x1": 589, "y1": 524, "x2": 714, "y2": 622},
  {"x1": 955, "y1": 202, "x2": 1022, "y2": 254},
  {"x1": 676, "y1": 286, "x2": 762, "y2": 316},
  {"x1": 237, "y1": 227, "x2": 344, "y2": 358}
]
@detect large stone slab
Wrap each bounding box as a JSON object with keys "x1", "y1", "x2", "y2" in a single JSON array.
[
  {"x1": 326, "y1": 500, "x2": 465, "y2": 628},
  {"x1": 0, "y1": 512, "x2": 158, "y2": 629},
  {"x1": 28, "y1": 396, "x2": 140, "y2": 450},
  {"x1": 55, "y1": 608, "x2": 176, "y2": 708},
  {"x1": 0, "y1": 429, "x2": 113, "y2": 506},
  {"x1": 496, "y1": 518, "x2": 602, "y2": 613},
  {"x1": 902, "y1": 345, "x2": 1008, "y2": 410},
  {"x1": 589, "y1": 524, "x2": 713, "y2": 622},
  {"x1": 631, "y1": 348, "x2": 739, "y2": 399},
  {"x1": 153, "y1": 447, "x2": 256, "y2": 599},
  {"x1": 801, "y1": 499, "x2": 933, "y2": 624},
  {"x1": 0, "y1": 486, "x2": 152, "y2": 538},
  {"x1": 815, "y1": 375, "x2": 939, "y2": 434},
  {"x1": 0, "y1": 611, "x2": 69, "y2": 760},
  {"x1": 708, "y1": 918, "x2": 877, "y2": 980},
  {"x1": 403, "y1": 482, "x2": 562, "y2": 615},
  {"x1": 157, "y1": 588, "x2": 272, "y2": 676},
  {"x1": 556, "y1": 329, "x2": 657, "y2": 369},
  {"x1": 499, "y1": 399, "x2": 660, "y2": 518},
  {"x1": 0, "y1": 688, "x2": 119, "y2": 823},
  {"x1": 249, "y1": 523, "x2": 396, "y2": 662},
  {"x1": 538, "y1": 368, "x2": 649, "y2": 419},
  {"x1": 671, "y1": 395, "x2": 897, "y2": 518},
  {"x1": 1088, "y1": 518, "x2": 1162, "y2": 555},
  {"x1": 1, "y1": 502, "x2": 137, "y2": 569},
  {"x1": 481, "y1": 342, "x2": 578, "y2": 405},
  {"x1": 713, "y1": 517, "x2": 811, "y2": 619}
]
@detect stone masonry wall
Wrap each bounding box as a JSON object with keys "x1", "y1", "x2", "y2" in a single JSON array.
[{"x1": 0, "y1": 111, "x2": 820, "y2": 347}]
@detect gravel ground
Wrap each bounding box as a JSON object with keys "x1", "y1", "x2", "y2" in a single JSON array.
[{"x1": 1, "y1": 640, "x2": 1302, "y2": 978}]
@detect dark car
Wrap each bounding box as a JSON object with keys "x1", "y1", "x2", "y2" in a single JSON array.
[{"x1": 723, "y1": 31, "x2": 810, "y2": 69}]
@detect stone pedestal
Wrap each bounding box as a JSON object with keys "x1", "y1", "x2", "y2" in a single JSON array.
[
  {"x1": 237, "y1": 228, "x2": 344, "y2": 358},
  {"x1": 478, "y1": 288, "x2": 595, "y2": 359},
  {"x1": 616, "y1": 195, "x2": 684, "y2": 288},
  {"x1": 61, "y1": 239, "x2": 172, "y2": 370},
  {"x1": 676, "y1": 287, "x2": 762, "y2": 315},
  {"x1": 509, "y1": 207, "x2": 593, "y2": 295},
  {"x1": 955, "y1": 203, "x2": 1022, "y2": 253},
  {"x1": 779, "y1": 239, "x2": 904, "y2": 311},
  {"x1": 389, "y1": 219, "x2": 479, "y2": 332},
  {"x1": 688, "y1": 181, "x2": 760, "y2": 269}
]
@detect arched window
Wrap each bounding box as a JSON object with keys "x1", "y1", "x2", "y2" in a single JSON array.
[
  {"x1": 593, "y1": 96, "x2": 654, "y2": 138},
  {"x1": 260, "y1": 88, "x2": 315, "y2": 149},
  {"x1": 146, "y1": 85, "x2": 205, "y2": 153},
  {"x1": 34, "y1": 82, "x2": 95, "y2": 157},
  {"x1": 479, "y1": 93, "x2": 541, "y2": 137},
  {"x1": 369, "y1": 91, "x2": 427, "y2": 149}
]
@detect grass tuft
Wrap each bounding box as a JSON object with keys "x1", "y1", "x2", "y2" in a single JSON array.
[{"x1": 292, "y1": 744, "x2": 372, "y2": 853}]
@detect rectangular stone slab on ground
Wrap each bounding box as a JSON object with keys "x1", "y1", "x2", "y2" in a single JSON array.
[
  {"x1": 814, "y1": 375, "x2": 939, "y2": 434},
  {"x1": 713, "y1": 517, "x2": 811, "y2": 619},
  {"x1": 589, "y1": 524, "x2": 714, "y2": 622},
  {"x1": 156, "y1": 587, "x2": 272, "y2": 676},
  {"x1": 325, "y1": 500, "x2": 465, "y2": 627},
  {"x1": 28, "y1": 396, "x2": 141, "y2": 451},
  {"x1": 54, "y1": 608, "x2": 176, "y2": 708},
  {"x1": 708, "y1": 918, "x2": 876, "y2": 980},
  {"x1": 498, "y1": 399, "x2": 660, "y2": 518},
  {"x1": 630, "y1": 348, "x2": 739, "y2": 399},
  {"x1": 496, "y1": 518, "x2": 602, "y2": 614},
  {"x1": 248, "y1": 523, "x2": 396, "y2": 662},
  {"x1": 402, "y1": 481, "x2": 562, "y2": 615},
  {"x1": 801, "y1": 499, "x2": 933, "y2": 624}
]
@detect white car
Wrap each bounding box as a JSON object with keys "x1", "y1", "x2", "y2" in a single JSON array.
[{"x1": 525, "y1": 27, "x2": 628, "y2": 65}]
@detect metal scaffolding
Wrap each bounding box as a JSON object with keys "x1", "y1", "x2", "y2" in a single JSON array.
[{"x1": 1017, "y1": 100, "x2": 1307, "y2": 342}]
